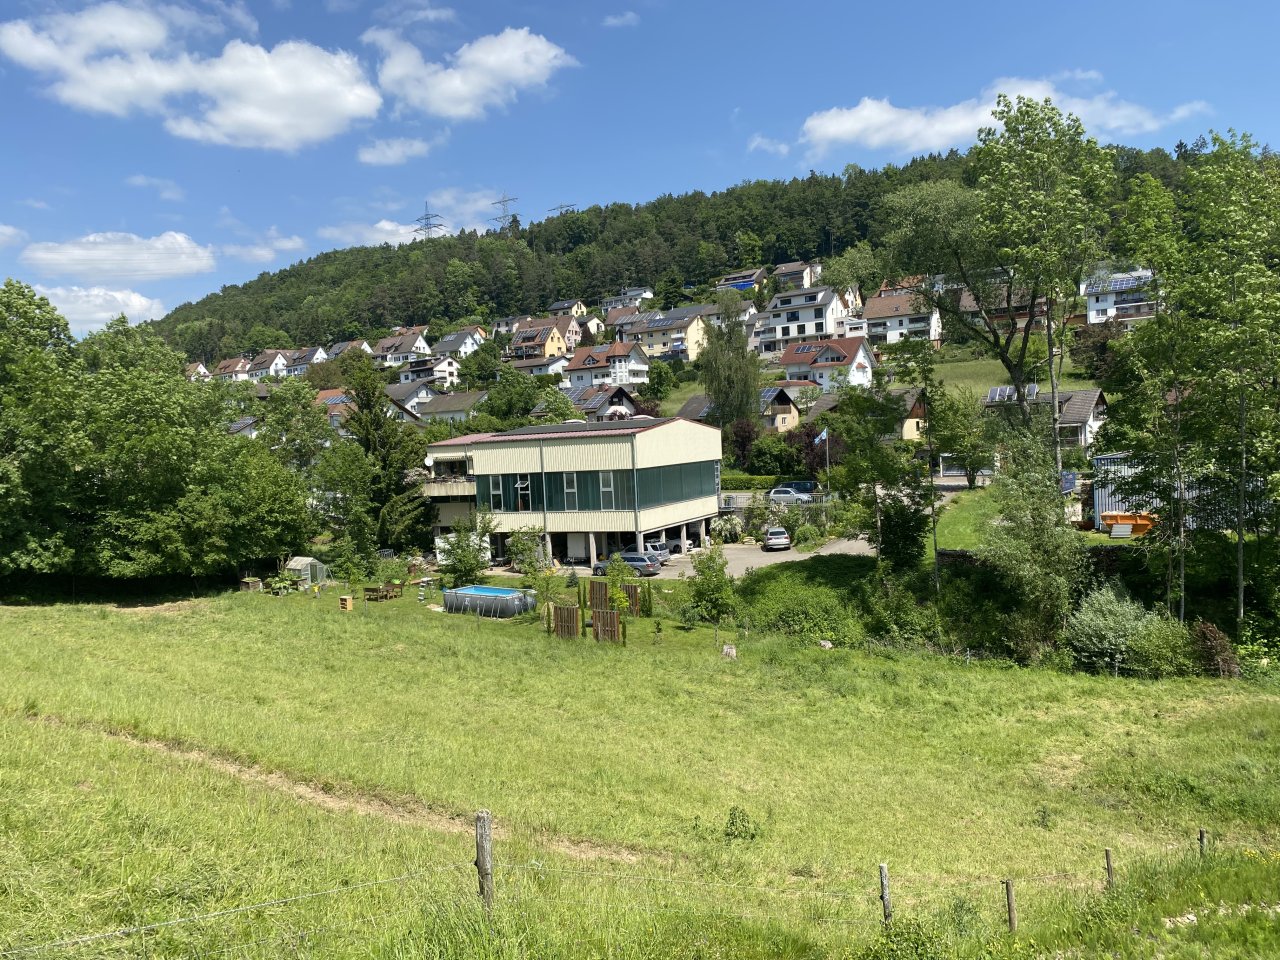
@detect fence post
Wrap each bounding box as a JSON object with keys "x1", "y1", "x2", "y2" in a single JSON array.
[
  {"x1": 1198, "y1": 827, "x2": 1207, "y2": 858},
  {"x1": 1104, "y1": 848, "x2": 1115, "y2": 890},
  {"x1": 475, "y1": 810, "x2": 494, "y2": 912},
  {"x1": 1003, "y1": 878, "x2": 1017, "y2": 934},
  {"x1": 878, "y1": 863, "x2": 892, "y2": 925}
]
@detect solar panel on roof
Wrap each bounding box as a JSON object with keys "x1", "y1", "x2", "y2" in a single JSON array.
[
  {"x1": 794, "y1": 344, "x2": 820, "y2": 354},
  {"x1": 1025, "y1": 383, "x2": 1039, "y2": 400}
]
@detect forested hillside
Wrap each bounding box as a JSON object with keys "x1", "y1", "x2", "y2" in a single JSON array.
[{"x1": 152, "y1": 144, "x2": 1185, "y2": 362}]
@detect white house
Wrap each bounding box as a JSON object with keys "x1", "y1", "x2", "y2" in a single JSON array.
[
  {"x1": 492, "y1": 315, "x2": 534, "y2": 336},
  {"x1": 1081, "y1": 269, "x2": 1156, "y2": 328},
  {"x1": 857, "y1": 279, "x2": 943, "y2": 346},
  {"x1": 185, "y1": 361, "x2": 210, "y2": 381},
  {"x1": 385, "y1": 380, "x2": 436, "y2": 418},
  {"x1": 212, "y1": 357, "x2": 252, "y2": 381},
  {"x1": 328, "y1": 339, "x2": 373, "y2": 360},
  {"x1": 403, "y1": 355, "x2": 461, "y2": 389},
  {"x1": 284, "y1": 346, "x2": 328, "y2": 378},
  {"x1": 565, "y1": 342, "x2": 650, "y2": 389},
  {"x1": 374, "y1": 332, "x2": 429, "y2": 367},
  {"x1": 248, "y1": 349, "x2": 291, "y2": 380},
  {"x1": 601, "y1": 287, "x2": 655, "y2": 312},
  {"x1": 432, "y1": 327, "x2": 485, "y2": 359},
  {"x1": 779, "y1": 337, "x2": 875, "y2": 392},
  {"x1": 511, "y1": 354, "x2": 572, "y2": 380},
  {"x1": 771, "y1": 261, "x2": 823, "y2": 290},
  {"x1": 756, "y1": 286, "x2": 854, "y2": 355},
  {"x1": 549, "y1": 298, "x2": 587, "y2": 318}
]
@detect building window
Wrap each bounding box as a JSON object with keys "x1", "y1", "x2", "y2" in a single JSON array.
[
  {"x1": 515, "y1": 474, "x2": 532, "y2": 512},
  {"x1": 815, "y1": 321, "x2": 825, "y2": 334},
  {"x1": 786, "y1": 311, "x2": 799, "y2": 322},
  {"x1": 600, "y1": 470, "x2": 615, "y2": 510},
  {"x1": 489, "y1": 476, "x2": 503, "y2": 511},
  {"x1": 780, "y1": 298, "x2": 792, "y2": 306},
  {"x1": 797, "y1": 324, "x2": 806, "y2": 335},
  {"x1": 814, "y1": 307, "x2": 824, "y2": 319},
  {"x1": 564, "y1": 472, "x2": 577, "y2": 511},
  {"x1": 781, "y1": 326, "x2": 790, "y2": 337}
]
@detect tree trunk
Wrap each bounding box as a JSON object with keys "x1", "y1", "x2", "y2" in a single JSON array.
[
  {"x1": 1237, "y1": 386, "x2": 1247, "y2": 636},
  {"x1": 1045, "y1": 304, "x2": 1063, "y2": 475}
]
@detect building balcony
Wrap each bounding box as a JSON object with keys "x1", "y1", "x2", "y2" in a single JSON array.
[{"x1": 423, "y1": 476, "x2": 477, "y2": 498}]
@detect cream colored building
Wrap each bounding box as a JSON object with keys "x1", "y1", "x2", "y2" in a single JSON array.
[{"x1": 424, "y1": 418, "x2": 722, "y2": 564}]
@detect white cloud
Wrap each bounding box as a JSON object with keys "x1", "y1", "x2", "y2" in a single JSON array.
[
  {"x1": 357, "y1": 136, "x2": 434, "y2": 165},
  {"x1": 0, "y1": 3, "x2": 382, "y2": 151},
  {"x1": 375, "y1": 1, "x2": 458, "y2": 27},
  {"x1": 317, "y1": 219, "x2": 420, "y2": 247},
  {"x1": 800, "y1": 75, "x2": 1210, "y2": 155},
  {"x1": 602, "y1": 11, "x2": 639, "y2": 27},
  {"x1": 126, "y1": 174, "x2": 185, "y2": 201},
  {"x1": 34, "y1": 284, "x2": 167, "y2": 334},
  {"x1": 363, "y1": 26, "x2": 575, "y2": 121},
  {"x1": 747, "y1": 133, "x2": 789, "y2": 157},
  {"x1": 221, "y1": 227, "x2": 305, "y2": 263},
  {"x1": 0, "y1": 224, "x2": 26, "y2": 247},
  {"x1": 20, "y1": 231, "x2": 217, "y2": 282},
  {"x1": 20, "y1": 199, "x2": 51, "y2": 210}
]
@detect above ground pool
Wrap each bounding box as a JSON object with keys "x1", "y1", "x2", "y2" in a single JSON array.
[{"x1": 443, "y1": 584, "x2": 536, "y2": 618}]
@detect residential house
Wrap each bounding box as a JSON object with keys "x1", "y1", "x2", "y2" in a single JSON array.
[
  {"x1": 1081, "y1": 269, "x2": 1156, "y2": 329},
  {"x1": 228, "y1": 416, "x2": 259, "y2": 438},
  {"x1": 715, "y1": 267, "x2": 768, "y2": 291},
  {"x1": 423, "y1": 418, "x2": 723, "y2": 563},
  {"x1": 248, "y1": 349, "x2": 291, "y2": 380},
  {"x1": 857, "y1": 279, "x2": 942, "y2": 346},
  {"x1": 374, "y1": 331, "x2": 429, "y2": 367},
  {"x1": 609, "y1": 308, "x2": 652, "y2": 340},
  {"x1": 757, "y1": 286, "x2": 855, "y2": 355},
  {"x1": 521, "y1": 315, "x2": 580, "y2": 353},
  {"x1": 601, "y1": 287, "x2": 655, "y2": 312},
  {"x1": 580, "y1": 315, "x2": 607, "y2": 340},
  {"x1": 779, "y1": 337, "x2": 875, "y2": 392},
  {"x1": 431, "y1": 327, "x2": 485, "y2": 360},
  {"x1": 548, "y1": 298, "x2": 587, "y2": 318},
  {"x1": 416, "y1": 390, "x2": 489, "y2": 424},
  {"x1": 511, "y1": 354, "x2": 571, "y2": 380},
  {"x1": 630, "y1": 305, "x2": 712, "y2": 361},
  {"x1": 771, "y1": 261, "x2": 823, "y2": 290},
  {"x1": 402, "y1": 355, "x2": 461, "y2": 389},
  {"x1": 510, "y1": 322, "x2": 568, "y2": 360},
  {"x1": 313, "y1": 388, "x2": 418, "y2": 430},
  {"x1": 185, "y1": 361, "x2": 210, "y2": 381},
  {"x1": 212, "y1": 357, "x2": 252, "y2": 381},
  {"x1": 566, "y1": 342, "x2": 650, "y2": 389},
  {"x1": 328, "y1": 339, "x2": 373, "y2": 361},
  {"x1": 606, "y1": 306, "x2": 639, "y2": 327},
  {"x1": 982, "y1": 385, "x2": 1108, "y2": 449},
  {"x1": 492, "y1": 315, "x2": 534, "y2": 336},
  {"x1": 385, "y1": 380, "x2": 437, "y2": 418},
  {"x1": 532, "y1": 384, "x2": 639, "y2": 422},
  {"x1": 678, "y1": 385, "x2": 803, "y2": 433},
  {"x1": 284, "y1": 346, "x2": 329, "y2": 378}
]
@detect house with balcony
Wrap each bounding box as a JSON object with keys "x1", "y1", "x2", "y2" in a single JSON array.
[
  {"x1": 212, "y1": 357, "x2": 252, "y2": 381},
  {"x1": 858, "y1": 279, "x2": 942, "y2": 346},
  {"x1": 284, "y1": 346, "x2": 328, "y2": 378},
  {"x1": 532, "y1": 384, "x2": 639, "y2": 422},
  {"x1": 374, "y1": 331, "x2": 429, "y2": 367},
  {"x1": 756, "y1": 286, "x2": 854, "y2": 355},
  {"x1": 631, "y1": 305, "x2": 712, "y2": 361},
  {"x1": 716, "y1": 267, "x2": 767, "y2": 291},
  {"x1": 431, "y1": 327, "x2": 485, "y2": 360},
  {"x1": 982, "y1": 385, "x2": 1107, "y2": 448},
  {"x1": 402, "y1": 355, "x2": 461, "y2": 389},
  {"x1": 1081, "y1": 269, "x2": 1156, "y2": 329},
  {"x1": 780, "y1": 337, "x2": 875, "y2": 392},
  {"x1": 549, "y1": 298, "x2": 587, "y2": 318},
  {"x1": 601, "y1": 287, "x2": 655, "y2": 312},
  {"x1": 510, "y1": 322, "x2": 568, "y2": 360},
  {"x1": 248, "y1": 349, "x2": 292, "y2": 380},
  {"x1": 566, "y1": 342, "x2": 650, "y2": 389},
  {"x1": 771, "y1": 260, "x2": 823, "y2": 290},
  {"x1": 416, "y1": 390, "x2": 488, "y2": 424},
  {"x1": 424, "y1": 417, "x2": 722, "y2": 564},
  {"x1": 516, "y1": 316, "x2": 579, "y2": 354}
]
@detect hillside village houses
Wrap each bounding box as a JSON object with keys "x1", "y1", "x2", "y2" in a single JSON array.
[
  {"x1": 853, "y1": 279, "x2": 943, "y2": 347},
  {"x1": 534, "y1": 384, "x2": 640, "y2": 422},
  {"x1": 757, "y1": 286, "x2": 859, "y2": 355},
  {"x1": 491, "y1": 315, "x2": 534, "y2": 336},
  {"x1": 678, "y1": 384, "x2": 805, "y2": 433},
  {"x1": 511, "y1": 354, "x2": 572, "y2": 380},
  {"x1": 374, "y1": 331, "x2": 429, "y2": 367},
  {"x1": 510, "y1": 322, "x2": 567, "y2": 360},
  {"x1": 716, "y1": 267, "x2": 767, "y2": 291},
  {"x1": 423, "y1": 418, "x2": 722, "y2": 565},
  {"x1": 779, "y1": 337, "x2": 876, "y2": 392},
  {"x1": 402, "y1": 355, "x2": 461, "y2": 389},
  {"x1": 185, "y1": 361, "x2": 210, "y2": 381},
  {"x1": 565, "y1": 342, "x2": 650, "y2": 389},
  {"x1": 328, "y1": 339, "x2": 373, "y2": 361},
  {"x1": 432, "y1": 326, "x2": 486, "y2": 359},
  {"x1": 600, "y1": 287, "x2": 654, "y2": 312},
  {"x1": 1081, "y1": 269, "x2": 1157, "y2": 329},
  {"x1": 630, "y1": 305, "x2": 712, "y2": 361},
  {"x1": 549, "y1": 298, "x2": 587, "y2": 318},
  {"x1": 771, "y1": 260, "x2": 823, "y2": 290}
]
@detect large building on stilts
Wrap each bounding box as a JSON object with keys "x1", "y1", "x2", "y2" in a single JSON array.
[{"x1": 424, "y1": 418, "x2": 722, "y2": 565}]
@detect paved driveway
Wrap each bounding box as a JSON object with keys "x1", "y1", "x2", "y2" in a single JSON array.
[{"x1": 648, "y1": 536, "x2": 874, "y2": 579}]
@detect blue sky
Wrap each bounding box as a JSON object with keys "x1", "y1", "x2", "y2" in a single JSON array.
[{"x1": 1, "y1": 0, "x2": 1274, "y2": 335}]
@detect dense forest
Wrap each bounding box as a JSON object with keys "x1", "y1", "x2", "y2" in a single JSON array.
[{"x1": 152, "y1": 143, "x2": 1188, "y2": 363}]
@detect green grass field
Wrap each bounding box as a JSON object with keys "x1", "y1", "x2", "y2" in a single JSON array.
[
  {"x1": 934, "y1": 357, "x2": 1098, "y2": 395},
  {"x1": 2, "y1": 585, "x2": 1278, "y2": 957}
]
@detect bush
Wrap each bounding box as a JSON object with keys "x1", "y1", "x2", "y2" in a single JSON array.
[
  {"x1": 1064, "y1": 585, "x2": 1148, "y2": 674},
  {"x1": 682, "y1": 546, "x2": 737, "y2": 623},
  {"x1": 738, "y1": 561, "x2": 863, "y2": 646},
  {"x1": 719, "y1": 472, "x2": 779, "y2": 491},
  {"x1": 710, "y1": 514, "x2": 743, "y2": 544},
  {"x1": 1127, "y1": 615, "x2": 1197, "y2": 678},
  {"x1": 877, "y1": 499, "x2": 930, "y2": 571},
  {"x1": 793, "y1": 523, "x2": 820, "y2": 548}
]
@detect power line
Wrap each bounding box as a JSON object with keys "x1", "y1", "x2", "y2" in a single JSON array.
[
  {"x1": 548, "y1": 203, "x2": 576, "y2": 216},
  {"x1": 414, "y1": 201, "x2": 447, "y2": 239}
]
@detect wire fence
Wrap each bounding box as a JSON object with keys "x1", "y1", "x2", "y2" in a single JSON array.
[{"x1": 0, "y1": 820, "x2": 1257, "y2": 959}]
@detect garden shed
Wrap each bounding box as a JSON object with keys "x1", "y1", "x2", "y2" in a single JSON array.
[{"x1": 283, "y1": 556, "x2": 329, "y2": 590}]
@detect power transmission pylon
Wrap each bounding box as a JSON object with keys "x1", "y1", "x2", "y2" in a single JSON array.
[
  {"x1": 549, "y1": 203, "x2": 576, "y2": 215},
  {"x1": 414, "y1": 202, "x2": 446, "y2": 238},
  {"x1": 490, "y1": 193, "x2": 519, "y2": 233}
]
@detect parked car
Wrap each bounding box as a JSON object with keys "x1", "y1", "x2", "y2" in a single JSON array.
[
  {"x1": 768, "y1": 486, "x2": 813, "y2": 505},
  {"x1": 762, "y1": 527, "x2": 792, "y2": 551},
  {"x1": 592, "y1": 552, "x2": 661, "y2": 577},
  {"x1": 644, "y1": 541, "x2": 672, "y2": 564}
]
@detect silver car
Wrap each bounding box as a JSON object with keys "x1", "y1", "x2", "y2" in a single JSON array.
[
  {"x1": 768, "y1": 486, "x2": 813, "y2": 505},
  {"x1": 762, "y1": 527, "x2": 791, "y2": 551}
]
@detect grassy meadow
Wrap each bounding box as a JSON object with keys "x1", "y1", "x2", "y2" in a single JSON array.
[{"x1": 2, "y1": 584, "x2": 1278, "y2": 958}]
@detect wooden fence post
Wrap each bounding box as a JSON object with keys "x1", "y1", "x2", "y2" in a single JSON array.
[
  {"x1": 1198, "y1": 827, "x2": 1207, "y2": 858},
  {"x1": 878, "y1": 864, "x2": 892, "y2": 925},
  {"x1": 475, "y1": 810, "x2": 494, "y2": 911},
  {"x1": 1003, "y1": 878, "x2": 1017, "y2": 934},
  {"x1": 1104, "y1": 848, "x2": 1114, "y2": 890}
]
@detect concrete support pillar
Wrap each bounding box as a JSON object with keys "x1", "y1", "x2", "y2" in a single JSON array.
[
  {"x1": 543, "y1": 532, "x2": 553, "y2": 565},
  {"x1": 588, "y1": 531, "x2": 597, "y2": 564},
  {"x1": 635, "y1": 529, "x2": 644, "y2": 553}
]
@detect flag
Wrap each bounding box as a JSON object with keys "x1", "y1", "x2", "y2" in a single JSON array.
[{"x1": 814, "y1": 428, "x2": 828, "y2": 446}]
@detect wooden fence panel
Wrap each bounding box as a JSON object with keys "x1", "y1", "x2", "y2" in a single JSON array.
[
  {"x1": 593, "y1": 609, "x2": 624, "y2": 644},
  {"x1": 589, "y1": 580, "x2": 610, "y2": 611},
  {"x1": 621, "y1": 582, "x2": 640, "y2": 614},
  {"x1": 552, "y1": 604, "x2": 580, "y2": 639}
]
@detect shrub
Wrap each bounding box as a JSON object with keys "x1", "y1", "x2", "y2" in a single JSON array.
[
  {"x1": 877, "y1": 499, "x2": 929, "y2": 571},
  {"x1": 1064, "y1": 585, "x2": 1148, "y2": 674},
  {"x1": 738, "y1": 560, "x2": 863, "y2": 646},
  {"x1": 863, "y1": 576, "x2": 941, "y2": 651},
  {"x1": 722, "y1": 805, "x2": 760, "y2": 843},
  {"x1": 1126, "y1": 615, "x2": 1197, "y2": 678},
  {"x1": 793, "y1": 523, "x2": 820, "y2": 548},
  {"x1": 710, "y1": 513, "x2": 743, "y2": 544},
  {"x1": 1193, "y1": 620, "x2": 1241, "y2": 678},
  {"x1": 683, "y1": 546, "x2": 737, "y2": 623},
  {"x1": 719, "y1": 472, "x2": 779, "y2": 491}
]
